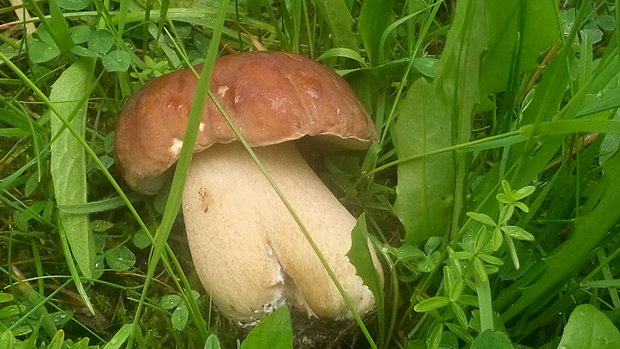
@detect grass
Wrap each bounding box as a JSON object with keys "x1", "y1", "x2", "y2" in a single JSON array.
[{"x1": 1, "y1": 0, "x2": 620, "y2": 348}]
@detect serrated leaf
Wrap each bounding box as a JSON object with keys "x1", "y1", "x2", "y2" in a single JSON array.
[
  {"x1": 102, "y1": 50, "x2": 131, "y2": 72},
  {"x1": 240, "y1": 307, "x2": 293, "y2": 349},
  {"x1": 393, "y1": 78, "x2": 454, "y2": 244},
  {"x1": 49, "y1": 57, "x2": 96, "y2": 279}
]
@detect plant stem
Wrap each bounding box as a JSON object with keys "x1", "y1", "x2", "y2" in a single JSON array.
[{"x1": 477, "y1": 277, "x2": 494, "y2": 332}]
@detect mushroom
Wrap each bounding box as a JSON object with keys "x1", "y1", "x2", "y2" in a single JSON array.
[{"x1": 114, "y1": 51, "x2": 382, "y2": 321}]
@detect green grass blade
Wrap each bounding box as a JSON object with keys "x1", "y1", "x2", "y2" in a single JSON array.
[
  {"x1": 131, "y1": 0, "x2": 229, "y2": 341},
  {"x1": 102, "y1": 324, "x2": 134, "y2": 349}
]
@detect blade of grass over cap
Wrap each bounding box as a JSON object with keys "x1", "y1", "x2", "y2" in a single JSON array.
[{"x1": 130, "y1": 0, "x2": 230, "y2": 344}]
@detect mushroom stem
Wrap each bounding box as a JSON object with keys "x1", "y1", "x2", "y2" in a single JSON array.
[{"x1": 182, "y1": 141, "x2": 379, "y2": 321}]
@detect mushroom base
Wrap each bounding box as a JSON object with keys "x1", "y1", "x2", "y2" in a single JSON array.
[{"x1": 182, "y1": 141, "x2": 381, "y2": 321}]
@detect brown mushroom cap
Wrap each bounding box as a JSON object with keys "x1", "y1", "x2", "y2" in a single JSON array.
[{"x1": 114, "y1": 51, "x2": 376, "y2": 194}]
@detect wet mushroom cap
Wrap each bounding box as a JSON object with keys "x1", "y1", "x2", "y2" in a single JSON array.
[{"x1": 114, "y1": 51, "x2": 376, "y2": 194}]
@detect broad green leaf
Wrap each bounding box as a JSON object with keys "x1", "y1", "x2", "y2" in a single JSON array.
[
  {"x1": 393, "y1": 78, "x2": 454, "y2": 244},
  {"x1": 171, "y1": 304, "x2": 189, "y2": 330},
  {"x1": 312, "y1": 0, "x2": 357, "y2": 50},
  {"x1": 105, "y1": 245, "x2": 136, "y2": 272},
  {"x1": 396, "y1": 244, "x2": 425, "y2": 262},
  {"x1": 102, "y1": 324, "x2": 134, "y2": 349},
  {"x1": 413, "y1": 57, "x2": 438, "y2": 78},
  {"x1": 240, "y1": 307, "x2": 293, "y2": 349},
  {"x1": 102, "y1": 50, "x2": 131, "y2": 72},
  {"x1": 49, "y1": 57, "x2": 96, "y2": 279},
  {"x1": 347, "y1": 214, "x2": 384, "y2": 314},
  {"x1": 88, "y1": 29, "x2": 114, "y2": 54},
  {"x1": 557, "y1": 304, "x2": 620, "y2": 349},
  {"x1": 359, "y1": 0, "x2": 394, "y2": 65},
  {"x1": 28, "y1": 40, "x2": 60, "y2": 63},
  {"x1": 160, "y1": 294, "x2": 182, "y2": 310},
  {"x1": 471, "y1": 330, "x2": 514, "y2": 349},
  {"x1": 204, "y1": 334, "x2": 221, "y2": 349},
  {"x1": 480, "y1": 0, "x2": 560, "y2": 96},
  {"x1": 70, "y1": 25, "x2": 92, "y2": 44}
]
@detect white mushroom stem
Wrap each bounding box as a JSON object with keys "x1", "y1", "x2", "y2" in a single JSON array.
[{"x1": 182, "y1": 141, "x2": 380, "y2": 321}]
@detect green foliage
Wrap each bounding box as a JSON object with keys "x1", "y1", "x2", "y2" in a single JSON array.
[
  {"x1": 239, "y1": 307, "x2": 293, "y2": 349},
  {"x1": 2, "y1": 0, "x2": 620, "y2": 348},
  {"x1": 558, "y1": 304, "x2": 620, "y2": 349},
  {"x1": 393, "y1": 78, "x2": 454, "y2": 244},
  {"x1": 48, "y1": 57, "x2": 96, "y2": 279}
]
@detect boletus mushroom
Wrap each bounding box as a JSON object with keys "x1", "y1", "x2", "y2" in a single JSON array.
[{"x1": 114, "y1": 51, "x2": 383, "y2": 322}]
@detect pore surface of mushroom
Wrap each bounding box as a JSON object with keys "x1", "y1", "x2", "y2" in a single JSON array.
[{"x1": 115, "y1": 51, "x2": 382, "y2": 321}]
